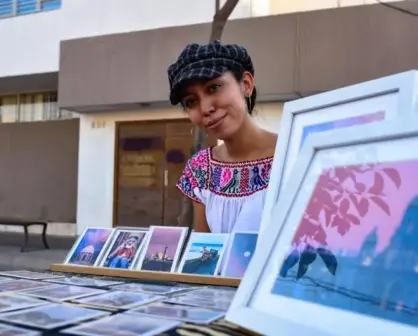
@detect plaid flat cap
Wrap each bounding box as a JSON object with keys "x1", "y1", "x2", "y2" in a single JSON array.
[{"x1": 167, "y1": 40, "x2": 254, "y2": 105}]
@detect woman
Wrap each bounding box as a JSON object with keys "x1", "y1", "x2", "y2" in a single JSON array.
[{"x1": 168, "y1": 40, "x2": 277, "y2": 233}]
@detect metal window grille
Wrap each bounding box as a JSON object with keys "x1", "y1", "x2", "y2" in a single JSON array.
[
  {"x1": 0, "y1": 92, "x2": 77, "y2": 123},
  {"x1": 0, "y1": 0, "x2": 60, "y2": 18}
]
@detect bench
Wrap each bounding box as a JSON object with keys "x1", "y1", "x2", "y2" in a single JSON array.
[{"x1": 0, "y1": 218, "x2": 50, "y2": 252}]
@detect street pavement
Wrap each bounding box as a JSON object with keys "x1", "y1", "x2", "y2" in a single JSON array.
[{"x1": 0, "y1": 232, "x2": 75, "y2": 271}]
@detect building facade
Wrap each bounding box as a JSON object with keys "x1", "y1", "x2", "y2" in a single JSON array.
[{"x1": 0, "y1": 0, "x2": 417, "y2": 236}]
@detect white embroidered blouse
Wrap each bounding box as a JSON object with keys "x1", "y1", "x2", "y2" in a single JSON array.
[{"x1": 176, "y1": 147, "x2": 273, "y2": 234}]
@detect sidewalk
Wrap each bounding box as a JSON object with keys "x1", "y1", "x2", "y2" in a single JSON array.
[{"x1": 0, "y1": 232, "x2": 75, "y2": 271}]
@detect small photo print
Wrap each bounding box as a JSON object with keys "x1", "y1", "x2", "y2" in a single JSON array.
[
  {"x1": 0, "y1": 271, "x2": 64, "y2": 281},
  {"x1": 0, "y1": 303, "x2": 108, "y2": 330},
  {"x1": 221, "y1": 231, "x2": 258, "y2": 278},
  {"x1": 45, "y1": 276, "x2": 123, "y2": 288},
  {"x1": 110, "y1": 283, "x2": 186, "y2": 295},
  {"x1": 178, "y1": 233, "x2": 229, "y2": 276},
  {"x1": 0, "y1": 293, "x2": 47, "y2": 313},
  {"x1": 0, "y1": 277, "x2": 15, "y2": 283},
  {"x1": 164, "y1": 295, "x2": 230, "y2": 312},
  {"x1": 74, "y1": 291, "x2": 162, "y2": 310},
  {"x1": 99, "y1": 229, "x2": 148, "y2": 269},
  {"x1": 22, "y1": 285, "x2": 106, "y2": 302},
  {"x1": 63, "y1": 313, "x2": 180, "y2": 336},
  {"x1": 130, "y1": 302, "x2": 225, "y2": 324},
  {"x1": 0, "y1": 280, "x2": 56, "y2": 292},
  {"x1": 64, "y1": 227, "x2": 115, "y2": 266},
  {"x1": 99, "y1": 230, "x2": 148, "y2": 270},
  {"x1": 0, "y1": 323, "x2": 41, "y2": 336},
  {"x1": 135, "y1": 226, "x2": 188, "y2": 272},
  {"x1": 184, "y1": 287, "x2": 236, "y2": 301}
]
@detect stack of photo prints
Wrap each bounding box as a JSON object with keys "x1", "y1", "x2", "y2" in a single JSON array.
[
  {"x1": 63, "y1": 226, "x2": 259, "y2": 278},
  {"x1": 0, "y1": 269, "x2": 238, "y2": 335}
]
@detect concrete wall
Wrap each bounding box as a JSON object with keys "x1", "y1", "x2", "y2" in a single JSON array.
[
  {"x1": 59, "y1": 2, "x2": 418, "y2": 112},
  {"x1": 0, "y1": 119, "x2": 79, "y2": 236}
]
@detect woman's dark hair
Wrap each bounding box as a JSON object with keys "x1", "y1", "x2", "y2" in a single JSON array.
[{"x1": 230, "y1": 66, "x2": 257, "y2": 116}]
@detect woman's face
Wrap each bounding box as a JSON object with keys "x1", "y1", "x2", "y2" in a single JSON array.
[{"x1": 181, "y1": 71, "x2": 254, "y2": 140}]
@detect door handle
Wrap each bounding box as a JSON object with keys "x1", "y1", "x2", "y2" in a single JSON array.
[{"x1": 164, "y1": 169, "x2": 168, "y2": 187}]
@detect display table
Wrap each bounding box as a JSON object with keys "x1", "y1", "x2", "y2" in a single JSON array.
[{"x1": 48, "y1": 264, "x2": 259, "y2": 336}]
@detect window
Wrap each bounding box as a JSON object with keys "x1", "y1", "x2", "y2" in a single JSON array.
[
  {"x1": 17, "y1": 0, "x2": 36, "y2": 15},
  {"x1": 0, "y1": 92, "x2": 77, "y2": 123},
  {"x1": 40, "y1": 0, "x2": 60, "y2": 11},
  {"x1": 0, "y1": 0, "x2": 13, "y2": 17},
  {"x1": 0, "y1": 0, "x2": 61, "y2": 18}
]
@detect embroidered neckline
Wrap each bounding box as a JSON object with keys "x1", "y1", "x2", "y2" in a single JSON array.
[
  {"x1": 177, "y1": 147, "x2": 273, "y2": 201},
  {"x1": 208, "y1": 146, "x2": 273, "y2": 167}
]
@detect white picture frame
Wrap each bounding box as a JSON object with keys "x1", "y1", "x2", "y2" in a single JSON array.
[
  {"x1": 178, "y1": 232, "x2": 230, "y2": 276},
  {"x1": 259, "y1": 70, "x2": 418, "y2": 240},
  {"x1": 221, "y1": 231, "x2": 258, "y2": 278},
  {"x1": 97, "y1": 228, "x2": 148, "y2": 269},
  {"x1": 133, "y1": 226, "x2": 188, "y2": 273},
  {"x1": 226, "y1": 117, "x2": 418, "y2": 336},
  {"x1": 63, "y1": 227, "x2": 115, "y2": 267}
]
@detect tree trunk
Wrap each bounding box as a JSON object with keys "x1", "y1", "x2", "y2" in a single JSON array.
[{"x1": 177, "y1": 0, "x2": 241, "y2": 229}]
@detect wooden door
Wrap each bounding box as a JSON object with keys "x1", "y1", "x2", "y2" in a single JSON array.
[
  {"x1": 114, "y1": 120, "x2": 218, "y2": 228},
  {"x1": 115, "y1": 122, "x2": 165, "y2": 227},
  {"x1": 163, "y1": 121, "x2": 217, "y2": 226}
]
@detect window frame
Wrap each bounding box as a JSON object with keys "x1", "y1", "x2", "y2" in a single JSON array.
[{"x1": 0, "y1": 0, "x2": 61, "y2": 19}]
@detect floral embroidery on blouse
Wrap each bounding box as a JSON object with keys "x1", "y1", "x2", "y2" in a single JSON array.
[{"x1": 176, "y1": 147, "x2": 273, "y2": 203}]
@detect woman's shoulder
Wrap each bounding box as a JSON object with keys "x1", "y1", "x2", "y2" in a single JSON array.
[{"x1": 187, "y1": 147, "x2": 210, "y2": 169}]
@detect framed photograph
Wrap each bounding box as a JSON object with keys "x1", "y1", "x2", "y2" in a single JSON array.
[
  {"x1": 98, "y1": 229, "x2": 148, "y2": 269},
  {"x1": 0, "y1": 303, "x2": 108, "y2": 330},
  {"x1": 226, "y1": 118, "x2": 418, "y2": 335},
  {"x1": 44, "y1": 276, "x2": 123, "y2": 288},
  {"x1": 63, "y1": 227, "x2": 115, "y2": 266},
  {"x1": 260, "y1": 70, "x2": 418, "y2": 240},
  {"x1": 21, "y1": 285, "x2": 106, "y2": 302},
  {"x1": 178, "y1": 232, "x2": 229, "y2": 276},
  {"x1": 0, "y1": 293, "x2": 47, "y2": 313},
  {"x1": 221, "y1": 231, "x2": 258, "y2": 278},
  {"x1": 111, "y1": 283, "x2": 186, "y2": 295},
  {"x1": 0, "y1": 323, "x2": 41, "y2": 336},
  {"x1": 0, "y1": 280, "x2": 56, "y2": 292},
  {"x1": 134, "y1": 226, "x2": 188, "y2": 272},
  {"x1": 0, "y1": 271, "x2": 64, "y2": 281},
  {"x1": 130, "y1": 302, "x2": 225, "y2": 324},
  {"x1": 73, "y1": 290, "x2": 162, "y2": 310},
  {"x1": 62, "y1": 313, "x2": 180, "y2": 336}
]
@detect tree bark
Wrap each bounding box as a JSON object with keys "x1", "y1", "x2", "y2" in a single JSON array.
[
  {"x1": 210, "y1": 0, "x2": 240, "y2": 42},
  {"x1": 178, "y1": 0, "x2": 241, "y2": 229}
]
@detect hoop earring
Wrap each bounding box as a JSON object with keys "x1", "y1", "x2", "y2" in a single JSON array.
[{"x1": 247, "y1": 95, "x2": 252, "y2": 113}]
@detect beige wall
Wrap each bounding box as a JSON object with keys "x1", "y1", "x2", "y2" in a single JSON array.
[
  {"x1": 253, "y1": 102, "x2": 284, "y2": 133},
  {"x1": 218, "y1": 102, "x2": 284, "y2": 145},
  {"x1": 269, "y1": 0, "x2": 404, "y2": 14},
  {"x1": 0, "y1": 119, "x2": 79, "y2": 237}
]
